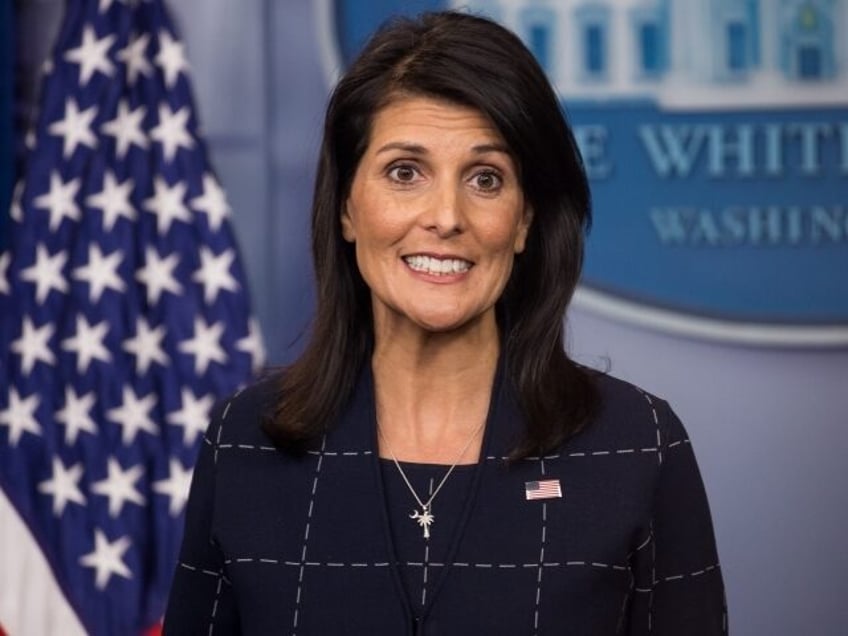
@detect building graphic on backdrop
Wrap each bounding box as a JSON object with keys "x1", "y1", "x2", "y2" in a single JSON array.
[{"x1": 457, "y1": 0, "x2": 846, "y2": 108}]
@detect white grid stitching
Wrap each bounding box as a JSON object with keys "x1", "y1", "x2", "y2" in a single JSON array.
[
  {"x1": 213, "y1": 398, "x2": 232, "y2": 465},
  {"x1": 202, "y1": 441, "x2": 690, "y2": 459},
  {"x1": 638, "y1": 391, "x2": 663, "y2": 468},
  {"x1": 214, "y1": 557, "x2": 635, "y2": 572},
  {"x1": 291, "y1": 435, "x2": 326, "y2": 636},
  {"x1": 633, "y1": 563, "x2": 723, "y2": 592},
  {"x1": 421, "y1": 476, "x2": 435, "y2": 608},
  {"x1": 207, "y1": 571, "x2": 224, "y2": 636},
  {"x1": 532, "y1": 458, "x2": 547, "y2": 635},
  {"x1": 421, "y1": 543, "x2": 430, "y2": 607},
  {"x1": 486, "y1": 442, "x2": 688, "y2": 462},
  {"x1": 616, "y1": 565, "x2": 636, "y2": 635}
]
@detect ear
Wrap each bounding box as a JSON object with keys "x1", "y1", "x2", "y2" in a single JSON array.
[
  {"x1": 341, "y1": 200, "x2": 356, "y2": 242},
  {"x1": 513, "y1": 205, "x2": 533, "y2": 254}
]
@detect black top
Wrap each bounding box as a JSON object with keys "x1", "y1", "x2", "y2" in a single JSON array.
[
  {"x1": 164, "y1": 364, "x2": 727, "y2": 635},
  {"x1": 380, "y1": 459, "x2": 475, "y2": 617}
]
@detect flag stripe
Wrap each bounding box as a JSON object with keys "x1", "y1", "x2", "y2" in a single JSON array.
[{"x1": 0, "y1": 489, "x2": 87, "y2": 635}]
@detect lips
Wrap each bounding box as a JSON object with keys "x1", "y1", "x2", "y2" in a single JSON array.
[{"x1": 403, "y1": 254, "x2": 472, "y2": 276}]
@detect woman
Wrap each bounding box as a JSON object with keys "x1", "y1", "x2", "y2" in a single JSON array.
[{"x1": 164, "y1": 11, "x2": 726, "y2": 635}]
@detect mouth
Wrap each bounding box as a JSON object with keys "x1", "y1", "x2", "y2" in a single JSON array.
[{"x1": 403, "y1": 254, "x2": 473, "y2": 276}]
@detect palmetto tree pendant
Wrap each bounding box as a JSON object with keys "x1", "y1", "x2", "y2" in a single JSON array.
[{"x1": 410, "y1": 505, "x2": 435, "y2": 539}]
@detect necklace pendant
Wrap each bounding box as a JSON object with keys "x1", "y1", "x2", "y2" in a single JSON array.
[{"x1": 410, "y1": 506, "x2": 435, "y2": 540}]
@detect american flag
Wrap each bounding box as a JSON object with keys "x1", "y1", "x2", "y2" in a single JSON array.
[
  {"x1": 0, "y1": 1, "x2": 263, "y2": 633},
  {"x1": 524, "y1": 479, "x2": 563, "y2": 501}
]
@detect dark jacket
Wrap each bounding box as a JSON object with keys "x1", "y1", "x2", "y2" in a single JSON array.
[{"x1": 164, "y1": 365, "x2": 726, "y2": 635}]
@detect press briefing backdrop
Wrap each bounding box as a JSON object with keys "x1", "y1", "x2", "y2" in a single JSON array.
[{"x1": 11, "y1": 1, "x2": 848, "y2": 634}]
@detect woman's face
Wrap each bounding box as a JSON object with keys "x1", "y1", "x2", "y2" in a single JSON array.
[{"x1": 342, "y1": 96, "x2": 532, "y2": 337}]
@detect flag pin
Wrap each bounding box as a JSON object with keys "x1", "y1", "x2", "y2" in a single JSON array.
[{"x1": 525, "y1": 479, "x2": 562, "y2": 500}]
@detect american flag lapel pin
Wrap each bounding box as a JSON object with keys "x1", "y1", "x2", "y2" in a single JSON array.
[{"x1": 525, "y1": 479, "x2": 562, "y2": 500}]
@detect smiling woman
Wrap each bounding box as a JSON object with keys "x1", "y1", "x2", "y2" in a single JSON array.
[
  {"x1": 341, "y1": 97, "x2": 531, "y2": 337},
  {"x1": 164, "y1": 11, "x2": 726, "y2": 635}
]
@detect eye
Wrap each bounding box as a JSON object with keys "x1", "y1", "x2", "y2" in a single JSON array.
[
  {"x1": 387, "y1": 163, "x2": 420, "y2": 184},
  {"x1": 470, "y1": 169, "x2": 503, "y2": 192}
]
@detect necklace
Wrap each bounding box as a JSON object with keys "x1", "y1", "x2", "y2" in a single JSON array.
[{"x1": 379, "y1": 423, "x2": 484, "y2": 540}]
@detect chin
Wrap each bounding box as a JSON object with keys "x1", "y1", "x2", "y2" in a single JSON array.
[
  {"x1": 417, "y1": 321, "x2": 466, "y2": 334},
  {"x1": 373, "y1": 299, "x2": 495, "y2": 336},
  {"x1": 410, "y1": 310, "x2": 487, "y2": 335}
]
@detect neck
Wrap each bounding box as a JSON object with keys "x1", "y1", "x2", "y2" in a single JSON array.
[{"x1": 372, "y1": 320, "x2": 499, "y2": 464}]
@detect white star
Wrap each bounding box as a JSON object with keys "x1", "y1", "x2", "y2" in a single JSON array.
[
  {"x1": 33, "y1": 171, "x2": 81, "y2": 231},
  {"x1": 106, "y1": 386, "x2": 158, "y2": 445},
  {"x1": 117, "y1": 33, "x2": 153, "y2": 84},
  {"x1": 122, "y1": 317, "x2": 169, "y2": 375},
  {"x1": 135, "y1": 246, "x2": 182, "y2": 305},
  {"x1": 79, "y1": 529, "x2": 132, "y2": 590},
  {"x1": 236, "y1": 318, "x2": 266, "y2": 374},
  {"x1": 61, "y1": 314, "x2": 112, "y2": 374},
  {"x1": 72, "y1": 244, "x2": 126, "y2": 302},
  {"x1": 178, "y1": 317, "x2": 227, "y2": 375},
  {"x1": 0, "y1": 251, "x2": 11, "y2": 294},
  {"x1": 37, "y1": 457, "x2": 86, "y2": 516},
  {"x1": 91, "y1": 458, "x2": 146, "y2": 517},
  {"x1": 101, "y1": 100, "x2": 148, "y2": 159},
  {"x1": 64, "y1": 25, "x2": 116, "y2": 85},
  {"x1": 149, "y1": 104, "x2": 193, "y2": 163},
  {"x1": 0, "y1": 388, "x2": 42, "y2": 446},
  {"x1": 19, "y1": 244, "x2": 69, "y2": 304},
  {"x1": 86, "y1": 171, "x2": 136, "y2": 231},
  {"x1": 167, "y1": 388, "x2": 214, "y2": 446},
  {"x1": 142, "y1": 177, "x2": 191, "y2": 235},
  {"x1": 155, "y1": 30, "x2": 189, "y2": 88},
  {"x1": 190, "y1": 174, "x2": 231, "y2": 231},
  {"x1": 153, "y1": 458, "x2": 193, "y2": 516},
  {"x1": 47, "y1": 98, "x2": 98, "y2": 158},
  {"x1": 192, "y1": 247, "x2": 239, "y2": 304},
  {"x1": 55, "y1": 387, "x2": 97, "y2": 445},
  {"x1": 11, "y1": 316, "x2": 56, "y2": 374}
]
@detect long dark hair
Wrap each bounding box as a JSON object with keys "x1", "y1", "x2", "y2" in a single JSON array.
[{"x1": 264, "y1": 11, "x2": 598, "y2": 458}]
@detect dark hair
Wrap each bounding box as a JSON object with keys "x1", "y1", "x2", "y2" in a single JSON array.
[{"x1": 264, "y1": 11, "x2": 598, "y2": 458}]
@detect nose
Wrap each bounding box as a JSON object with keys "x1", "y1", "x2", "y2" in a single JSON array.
[{"x1": 422, "y1": 181, "x2": 464, "y2": 238}]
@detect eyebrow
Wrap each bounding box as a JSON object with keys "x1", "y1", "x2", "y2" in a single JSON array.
[{"x1": 375, "y1": 142, "x2": 511, "y2": 155}]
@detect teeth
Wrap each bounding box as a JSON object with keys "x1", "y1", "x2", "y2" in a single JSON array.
[{"x1": 404, "y1": 255, "x2": 471, "y2": 275}]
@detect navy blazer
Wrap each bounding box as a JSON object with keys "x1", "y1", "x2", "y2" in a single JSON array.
[{"x1": 164, "y1": 365, "x2": 726, "y2": 635}]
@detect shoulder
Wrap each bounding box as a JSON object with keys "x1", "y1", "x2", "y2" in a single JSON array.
[
  {"x1": 206, "y1": 371, "x2": 281, "y2": 449},
  {"x1": 569, "y1": 371, "x2": 689, "y2": 452}
]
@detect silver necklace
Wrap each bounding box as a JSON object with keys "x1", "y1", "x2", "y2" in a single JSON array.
[{"x1": 379, "y1": 423, "x2": 484, "y2": 540}]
